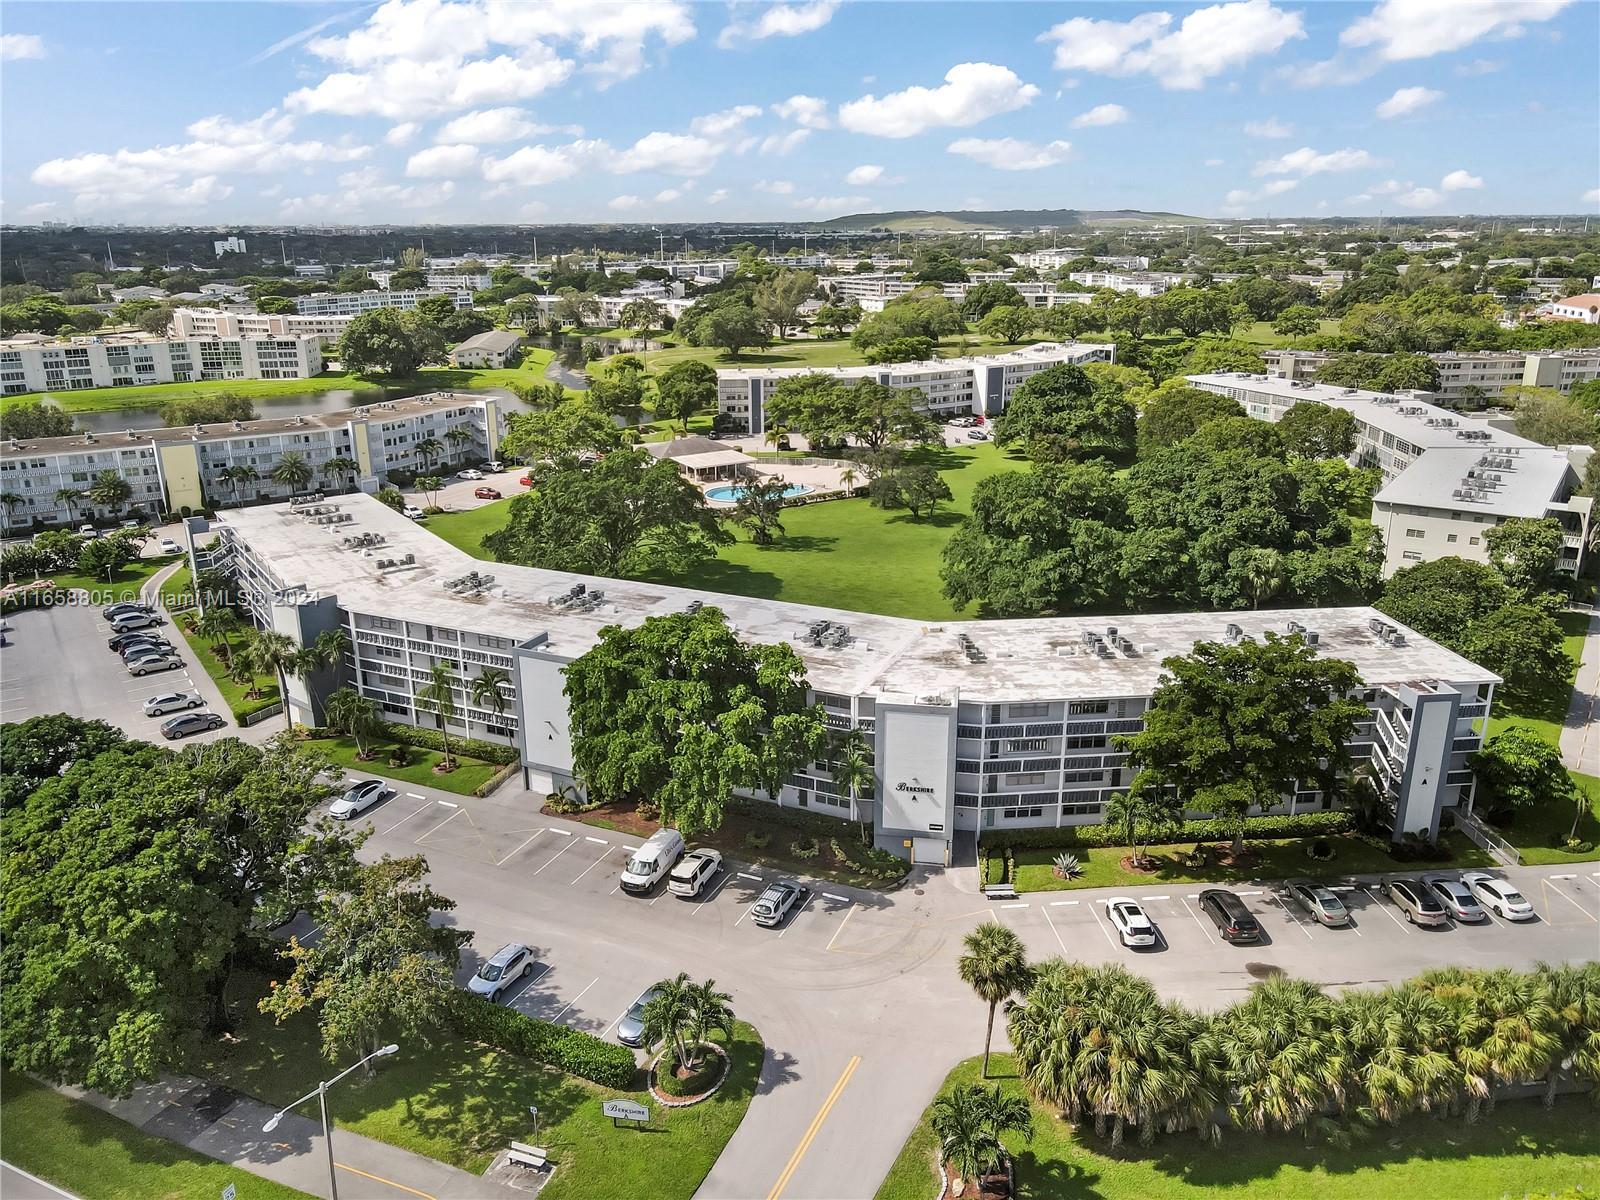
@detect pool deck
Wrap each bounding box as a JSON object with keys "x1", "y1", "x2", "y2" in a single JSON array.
[{"x1": 701, "y1": 461, "x2": 848, "y2": 505}]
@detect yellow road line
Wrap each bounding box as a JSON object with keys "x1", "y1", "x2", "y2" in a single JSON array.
[
  {"x1": 767, "y1": 1055, "x2": 861, "y2": 1200},
  {"x1": 335, "y1": 1162, "x2": 438, "y2": 1200}
]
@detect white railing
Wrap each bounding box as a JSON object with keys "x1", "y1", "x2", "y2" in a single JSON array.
[{"x1": 1446, "y1": 807, "x2": 1522, "y2": 867}]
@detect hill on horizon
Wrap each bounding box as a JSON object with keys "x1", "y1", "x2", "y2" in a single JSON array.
[{"x1": 816, "y1": 208, "x2": 1209, "y2": 232}]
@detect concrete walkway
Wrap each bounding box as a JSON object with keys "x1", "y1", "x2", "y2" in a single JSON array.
[
  {"x1": 1562, "y1": 605, "x2": 1599, "y2": 776},
  {"x1": 60, "y1": 1073, "x2": 524, "y2": 1200}
]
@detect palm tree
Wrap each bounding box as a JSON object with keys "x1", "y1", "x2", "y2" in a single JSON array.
[
  {"x1": 220, "y1": 464, "x2": 259, "y2": 506},
  {"x1": 1341, "y1": 985, "x2": 1462, "y2": 1125},
  {"x1": 469, "y1": 665, "x2": 511, "y2": 732},
  {"x1": 1206, "y1": 977, "x2": 1347, "y2": 1137},
  {"x1": 838, "y1": 467, "x2": 858, "y2": 494},
  {"x1": 1238, "y1": 547, "x2": 1287, "y2": 609},
  {"x1": 1536, "y1": 961, "x2": 1600, "y2": 1105},
  {"x1": 683, "y1": 978, "x2": 736, "y2": 1070},
  {"x1": 53, "y1": 487, "x2": 85, "y2": 524},
  {"x1": 414, "y1": 437, "x2": 443, "y2": 471},
  {"x1": 763, "y1": 423, "x2": 790, "y2": 451},
  {"x1": 196, "y1": 606, "x2": 239, "y2": 661},
  {"x1": 0, "y1": 492, "x2": 22, "y2": 533},
  {"x1": 243, "y1": 629, "x2": 303, "y2": 733},
  {"x1": 325, "y1": 686, "x2": 384, "y2": 759},
  {"x1": 227, "y1": 644, "x2": 264, "y2": 700},
  {"x1": 270, "y1": 452, "x2": 314, "y2": 494},
  {"x1": 86, "y1": 469, "x2": 132, "y2": 518},
  {"x1": 930, "y1": 1084, "x2": 1032, "y2": 1197},
  {"x1": 1412, "y1": 967, "x2": 1559, "y2": 1123},
  {"x1": 444, "y1": 426, "x2": 471, "y2": 465},
  {"x1": 415, "y1": 659, "x2": 461, "y2": 767},
  {"x1": 415, "y1": 475, "x2": 444, "y2": 509},
  {"x1": 640, "y1": 972, "x2": 697, "y2": 1072},
  {"x1": 320, "y1": 456, "x2": 361, "y2": 490},
  {"x1": 832, "y1": 729, "x2": 875, "y2": 842},
  {"x1": 958, "y1": 922, "x2": 1031, "y2": 1079}
]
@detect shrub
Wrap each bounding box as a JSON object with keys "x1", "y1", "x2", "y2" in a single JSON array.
[
  {"x1": 654, "y1": 1048, "x2": 721, "y2": 1097},
  {"x1": 303, "y1": 722, "x2": 518, "y2": 765},
  {"x1": 791, "y1": 835, "x2": 819, "y2": 859},
  {"x1": 1052, "y1": 851, "x2": 1082, "y2": 879},
  {"x1": 445, "y1": 990, "x2": 636, "y2": 1088},
  {"x1": 545, "y1": 789, "x2": 599, "y2": 815},
  {"x1": 985, "y1": 810, "x2": 1353, "y2": 851},
  {"x1": 1307, "y1": 838, "x2": 1335, "y2": 861},
  {"x1": 475, "y1": 761, "x2": 520, "y2": 797},
  {"x1": 636, "y1": 799, "x2": 661, "y2": 822},
  {"x1": 1563, "y1": 839, "x2": 1595, "y2": 854},
  {"x1": 386, "y1": 744, "x2": 411, "y2": 768},
  {"x1": 745, "y1": 830, "x2": 771, "y2": 850}
]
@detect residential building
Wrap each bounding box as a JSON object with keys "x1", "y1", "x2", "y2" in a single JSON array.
[
  {"x1": 449, "y1": 330, "x2": 521, "y2": 368},
  {"x1": 171, "y1": 307, "x2": 356, "y2": 346},
  {"x1": 1263, "y1": 347, "x2": 1600, "y2": 403},
  {"x1": 293, "y1": 263, "x2": 329, "y2": 278},
  {"x1": 211, "y1": 493, "x2": 1501, "y2": 862},
  {"x1": 0, "y1": 332, "x2": 324, "y2": 397},
  {"x1": 213, "y1": 236, "x2": 247, "y2": 257},
  {"x1": 108, "y1": 285, "x2": 168, "y2": 302},
  {"x1": 1064, "y1": 270, "x2": 1180, "y2": 296},
  {"x1": 0, "y1": 393, "x2": 503, "y2": 527},
  {"x1": 715, "y1": 341, "x2": 1115, "y2": 436},
  {"x1": 295, "y1": 288, "x2": 470, "y2": 317},
  {"x1": 1547, "y1": 294, "x2": 1600, "y2": 324},
  {"x1": 370, "y1": 269, "x2": 491, "y2": 292},
  {"x1": 530, "y1": 291, "x2": 696, "y2": 327}
]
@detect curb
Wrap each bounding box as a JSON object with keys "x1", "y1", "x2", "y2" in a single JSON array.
[{"x1": 647, "y1": 1041, "x2": 730, "y2": 1108}]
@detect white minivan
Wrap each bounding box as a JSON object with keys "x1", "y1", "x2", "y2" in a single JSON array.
[{"x1": 620, "y1": 828, "x2": 685, "y2": 894}]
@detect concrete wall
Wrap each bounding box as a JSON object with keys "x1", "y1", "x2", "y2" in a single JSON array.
[{"x1": 874, "y1": 698, "x2": 957, "y2": 855}]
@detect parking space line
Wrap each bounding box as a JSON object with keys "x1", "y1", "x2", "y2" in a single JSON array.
[
  {"x1": 696, "y1": 873, "x2": 732, "y2": 912},
  {"x1": 437, "y1": 800, "x2": 460, "y2": 809},
  {"x1": 550, "y1": 977, "x2": 598, "y2": 1022},
  {"x1": 1268, "y1": 894, "x2": 1315, "y2": 941},
  {"x1": 1087, "y1": 901, "x2": 1119, "y2": 949},
  {"x1": 549, "y1": 827, "x2": 572, "y2": 837},
  {"x1": 1144, "y1": 894, "x2": 1169, "y2": 900},
  {"x1": 1178, "y1": 896, "x2": 1216, "y2": 945},
  {"x1": 415, "y1": 807, "x2": 463, "y2": 842},
  {"x1": 1041, "y1": 902, "x2": 1070, "y2": 956},
  {"x1": 824, "y1": 903, "x2": 857, "y2": 951},
  {"x1": 737, "y1": 871, "x2": 763, "y2": 881},
  {"x1": 623, "y1": 845, "x2": 639, "y2": 853},
  {"x1": 1365, "y1": 889, "x2": 1414, "y2": 933},
  {"x1": 822, "y1": 893, "x2": 849, "y2": 902},
  {"x1": 1049, "y1": 900, "x2": 1078, "y2": 906},
  {"x1": 1239, "y1": 890, "x2": 1262, "y2": 897},
  {"x1": 405, "y1": 792, "x2": 425, "y2": 799},
  {"x1": 530, "y1": 836, "x2": 579, "y2": 875},
  {"x1": 601, "y1": 1004, "x2": 632, "y2": 1039},
  {"x1": 568, "y1": 854, "x2": 610, "y2": 886},
  {"x1": 1000, "y1": 902, "x2": 1029, "y2": 909},
  {"x1": 584, "y1": 835, "x2": 608, "y2": 844},
  {"x1": 1541, "y1": 878, "x2": 1598, "y2": 922},
  {"x1": 377, "y1": 797, "x2": 436, "y2": 836},
  {"x1": 493, "y1": 829, "x2": 546, "y2": 868},
  {"x1": 734, "y1": 900, "x2": 755, "y2": 927},
  {"x1": 779, "y1": 890, "x2": 816, "y2": 938},
  {"x1": 1551, "y1": 873, "x2": 1576, "y2": 880}
]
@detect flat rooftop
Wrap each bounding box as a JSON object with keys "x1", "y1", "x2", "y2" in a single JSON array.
[
  {"x1": 220, "y1": 494, "x2": 1498, "y2": 700},
  {"x1": 1375, "y1": 446, "x2": 1574, "y2": 518},
  {"x1": 1, "y1": 392, "x2": 494, "y2": 457}
]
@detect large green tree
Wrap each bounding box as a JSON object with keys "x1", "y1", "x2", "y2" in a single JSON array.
[
  {"x1": 1470, "y1": 726, "x2": 1580, "y2": 823},
  {"x1": 1276, "y1": 402, "x2": 1356, "y2": 459},
  {"x1": 958, "y1": 922, "x2": 1031, "y2": 1079},
  {"x1": 1462, "y1": 604, "x2": 1573, "y2": 707},
  {"x1": 1377, "y1": 558, "x2": 1513, "y2": 652},
  {"x1": 562, "y1": 607, "x2": 826, "y2": 835},
  {"x1": 501, "y1": 399, "x2": 623, "y2": 462},
  {"x1": 992, "y1": 363, "x2": 1134, "y2": 462},
  {"x1": 652, "y1": 360, "x2": 718, "y2": 435},
  {"x1": 1483, "y1": 516, "x2": 1566, "y2": 599},
  {"x1": 1136, "y1": 386, "x2": 1245, "y2": 454},
  {"x1": 336, "y1": 308, "x2": 447, "y2": 377},
  {"x1": 0, "y1": 397, "x2": 74, "y2": 440},
  {"x1": 753, "y1": 269, "x2": 816, "y2": 338}
]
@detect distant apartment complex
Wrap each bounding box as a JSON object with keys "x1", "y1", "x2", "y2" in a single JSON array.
[
  {"x1": 716, "y1": 341, "x2": 1114, "y2": 436},
  {"x1": 0, "y1": 393, "x2": 504, "y2": 528},
  {"x1": 1264, "y1": 347, "x2": 1600, "y2": 404},
  {"x1": 0, "y1": 332, "x2": 323, "y2": 397},
  {"x1": 294, "y1": 288, "x2": 471, "y2": 317},
  {"x1": 171, "y1": 307, "x2": 355, "y2": 346},
  {"x1": 1187, "y1": 372, "x2": 1592, "y2": 578},
  {"x1": 826, "y1": 273, "x2": 1094, "y2": 311},
  {"x1": 370, "y1": 270, "x2": 491, "y2": 293}
]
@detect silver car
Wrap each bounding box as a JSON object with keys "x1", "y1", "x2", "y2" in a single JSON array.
[
  {"x1": 127, "y1": 651, "x2": 183, "y2": 676},
  {"x1": 1284, "y1": 879, "x2": 1351, "y2": 928},
  {"x1": 144, "y1": 690, "x2": 204, "y2": 716},
  {"x1": 1462, "y1": 872, "x2": 1537, "y2": 921},
  {"x1": 161, "y1": 711, "x2": 225, "y2": 740},
  {"x1": 616, "y1": 985, "x2": 660, "y2": 1047},
  {"x1": 751, "y1": 881, "x2": 806, "y2": 928},
  {"x1": 468, "y1": 943, "x2": 534, "y2": 1002},
  {"x1": 1422, "y1": 873, "x2": 1487, "y2": 922}
]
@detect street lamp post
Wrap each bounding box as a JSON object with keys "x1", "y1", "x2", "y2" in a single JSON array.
[{"x1": 262, "y1": 1043, "x2": 400, "y2": 1200}]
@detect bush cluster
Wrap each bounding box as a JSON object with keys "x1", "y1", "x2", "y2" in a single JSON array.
[
  {"x1": 445, "y1": 990, "x2": 637, "y2": 1089},
  {"x1": 654, "y1": 1049, "x2": 721, "y2": 1097},
  {"x1": 790, "y1": 835, "x2": 819, "y2": 859},
  {"x1": 985, "y1": 811, "x2": 1353, "y2": 851}
]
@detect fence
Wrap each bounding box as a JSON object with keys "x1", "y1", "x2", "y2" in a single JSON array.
[
  {"x1": 240, "y1": 701, "x2": 285, "y2": 728},
  {"x1": 1446, "y1": 806, "x2": 1522, "y2": 867}
]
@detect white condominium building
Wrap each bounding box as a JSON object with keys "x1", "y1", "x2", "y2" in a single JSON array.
[
  {"x1": 0, "y1": 333, "x2": 323, "y2": 397},
  {"x1": 370, "y1": 270, "x2": 491, "y2": 293},
  {"x1": 0, "y1": 393, "x2": 504, "y2": 528},
  {"x1": 171, "y1": 307, "x2": 356, "y2": 346},
  {"x1": 211, "y1": 493, "x2": 1501, "y2": 863},
  {"x1": 531, "y1": 290, "x2": 696, "y2": 327},
  {"x1": 1064, "y1": 270, "x2": 1181, "y2": 296},
  {"x1": 295, "y1": 289, "x2": 471, "y2": 317},
  {"x1": 1263, "y1": 347, "x2": 1600, "y2": 403},
  {"x1": 1186, "y1": 372, "x2": 1591, "y2": 577},
  {"x1": 827, "y1": 274, "x2": 1093, "y2": 312},
  {"x1": 715, "y1": 341, "x2": 1115, "y2": 436}
]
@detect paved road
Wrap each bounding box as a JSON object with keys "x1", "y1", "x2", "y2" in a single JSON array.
[
  {"x1": 1562, "y1": 604, "x2": 1599, "y2": 775},
  {"x1": 325, "y1": 774, "x2": 1600, "y2": 1200},
  {"x1": 1, "y1": 1163, "x2": 78, "y2": 1200}
]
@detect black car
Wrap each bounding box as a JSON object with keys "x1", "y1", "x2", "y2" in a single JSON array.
[
  {"x1": 109, "y1": 629, "x2": 169, "y2": 652},
  {"x1": 118, "y1": 637, "x2": 174, "y2": 659},
  {"x1": 1198, "y1": 889, "x2": 1263, "y2": 943}
]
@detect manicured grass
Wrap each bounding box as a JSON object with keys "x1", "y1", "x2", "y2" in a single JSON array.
[
  {"x1": 1229, "y1": 319, "x2": 1343, "y2": 347},
  {"x1": 875, "y1": 1053, "x2": 1600, "y2": 1200},
  {"x1": 171, "y1": 613, "x2": 281, "y2": 723},
  {"x1": 1008, "y1": 833, "x2": 1492, "y2": 893},
  {"x1": 1496, "y1": 770, "x2": 1600, "y2": 866},
  {"x1": 296, "y1": 733, "x2": 498, "y2": 796},
  {"x1": 423, "y1": 442, "x2": 1026, "y2": 620},
  {"x1": 189, "y1": 976, "x2": 762, "y2": 1197},
  {"x1": 1484, "y1": 609, "x2": 1589, "y2": 748},
  {"x1": 1, "y1": 555, "x2": 178, "y2": 611},
  {"x1": 0, "y1": 1068, "x2": 313, "y2": 1200}
]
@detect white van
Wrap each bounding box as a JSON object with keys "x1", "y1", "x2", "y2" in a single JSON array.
[{"x1": 620, "y1": 828, "x2": 685, "y2": 894}]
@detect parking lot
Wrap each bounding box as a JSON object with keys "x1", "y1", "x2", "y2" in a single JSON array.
[{"x1": 0, "y1": 591, "x2": 248, "y2": 746}]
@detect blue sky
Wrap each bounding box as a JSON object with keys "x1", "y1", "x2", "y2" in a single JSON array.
[{"x1": 2, "y1": 0, "x2": 1597, "y2": 224}]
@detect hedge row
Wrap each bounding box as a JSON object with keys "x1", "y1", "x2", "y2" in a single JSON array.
[
  {"x1": 445, "y1": 989, "x2": 637, "y2": 1089},
  {"x1": 303, "y1": 722, "x2": 519, "y2": 766},
  {"x1": 983, "y1": 810, "x2": 1354, "y2": 850}
]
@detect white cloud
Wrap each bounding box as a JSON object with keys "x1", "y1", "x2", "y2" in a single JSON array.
[
  {"x1": 1253, "y1": 146, "x2": 1380, "y2": 177},
  {"x1": 1396, "y1": 186, "x2": 1442, "y2": 208},
  {"x1": 689, "y1": 105, "x2": 763, "y2": 138},
  {"x1": 1243, "y1": 116, "x2": 1292, "y2": 138},
  {"x1": 839, "y1": 62, "x2": 1039, "y2": 138},
  {"x1": 1070, "y1": 102, "x2": 1129, "y2": 128},
  {"x1": 760, "y1": 129, "x2": 811, "y2": 156},
  {"x1": 1, "y1": 33, "x2": 46, "y2": 60},
  {"x1": 1456, "y1": 58, "x2": 1502, "y2": 76},
  {"x1": 706, "y1": 188, "x2": 729, "y2": 204},
  {"x1": 845, "y1": 163, "x2": 902, "y2": 186},
  {"x1": 279, "y1": 168, "x2": 454, "y2": 219},
  {"x1": 1375, "y1": 85, "x2": 1442, "y2": 119},
  {"x1": 754, "y1": 179, "x2": 795, "y2": 194},
  {"x1": 287, "y1": 49, "x2": 574, "y2": 120},
  {"x1": 1038, "y1": 0, "x2": 1305, "y2": 90},
  {"x1": 718, "y1": 1, "x2": 838, "y2": 49},
  {"x1": 608, "y1": 194, "x2": 642, "y2": 211},
  {"x1": 1342, "y1": 0, "x2": 1572, "y2": 61},
  {"x1": 655, "y1": 187, "x2": 684, "y2": 202},
  {"x1": 1205, "y1": 157, "x2": 1225, "y2": 166},
  {"x1": 771, "y1": 94, "x2": 831, "y2": 128},
  {"x1": 947, "y1": 137, "x2": 1071, "y2": 171},
  {"x1": 1441, "y1": 168, "x2": 1483, "y2": 191},
  {"x1": 1585, "y1": 187, "x2": 1600, "y2": 205},
  {"x1": 385, "y1": 121, "x2": 422, "y2": 146},
  {"x1": 481, "y1": 141, "x2": 590, "y2": 185},
  {"x1": 791, "y1": 194, "x2": 869, "y2": 213},
  {"x1": 517, "y1": 200, "x2": 548, "y2": 219},
  {"x1": 405, "y1": 142, "x2": 478, "y2": 177},
  {"x1": 436, "y1": 106, "x2": 578, "y2": 142},
  {"x1": 1223, "y1": 178, "x2": 1298, "y2": 207},
  {"x1": 612, "y1": 130, "x2": 723, "y2": 174}
]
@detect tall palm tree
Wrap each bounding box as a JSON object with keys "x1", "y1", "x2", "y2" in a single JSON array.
[
  {"x1": 227, "y1": 645, "x2": 264, "y2": 700},
  {"x1": 683, "y1": 978, "x2": 736, "y2": 1071},
  {"x1": 270, "y1": 452, "x2": 314, "y2": 494},
  {"x1": 1206, "y1": 976, "x2": 1347, "y2": 1137},
  {"x1": 325, "y1": 686, "x2": 384, "y2": 759},
  {"x1": 958, "y1": 922, "x2": 1031, "y2": 1079},
  {"x1": 762, "y1": 423, "x2": 790, "y2": 451},
  {"x1": 1535, "y1": 961, "x2": 1600, "y2": 1105},
  {"x1": 641, "y1": 972, "x2": 697, "y2": 1071},
  {"x1": 1239, "y1": 547, "x2": 1287, "y2": 610},
  {"x1": 320, "y1": 456, "x2": 361, "y2": 490},
  {"x1": 86, "y1": 469, "x2": 132, "y2": 518},
  {"x1": 444, "y1": 426, "x2": 471, "y2": 465},
  {"x1": 415, "y1": 659, "x2": 461, "y2": 767},
  {"x1": 242, "y1": 629, "x2": 303, "y2": 733},
  {"x1": 832, "y1": 729, "x2": 875, "y2": 842},
  {"x1": 53, "y1": 487, "x2": 84, "y2": 524},
  {"x1": 930, "y1": 1084, "x2": 1032, "y2": 1198},
  {"x1": 413, "y1": 437, "x2": 443, "y2": 471},
  {"x1": 299, "y1": 628, "x2": 350, "y2": 676},
  {"x1": 838, "y1": 467, "x2": 858, "y2": 493},
  {"x1": 196, "y1": 606, "x2": 239, "y2": 661},
  {"x1": 469, "y1": 665, "x2": 511, "y2": 731},
  {"x1": 0, "y1": 492, "x2": 22, "y2": 532},
  {"x1": 221, "y1": 464, "x2": 259, "y2": 505}
]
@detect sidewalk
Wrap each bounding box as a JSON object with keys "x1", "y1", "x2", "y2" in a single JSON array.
[
  {"x1": 61, "y1": 1072, "x2": 523, "y2": 1200},
  {"x1": 1562, "y1": 606, "x2": 1599, "y2": 775}
]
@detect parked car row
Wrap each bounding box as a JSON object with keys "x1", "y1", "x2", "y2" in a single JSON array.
[{"x1": 104, "y1": 602, "x2": 187, "y2": 678}]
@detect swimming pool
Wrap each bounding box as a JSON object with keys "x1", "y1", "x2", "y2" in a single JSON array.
[{"x1": 705, "y1": 482, "x2": 813, "y2": 503}]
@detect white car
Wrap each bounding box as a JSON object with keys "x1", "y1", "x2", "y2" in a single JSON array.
[
  {"x1": 329, "y1": 778, "x2": 394, "y2": 820},
  {"x1": 110, "y1": 610, "x2": 163, "y2": 633},
  {"x1": 1105, "y1": 897, "x2": 1158, "y2": 947},
  {"x1": 751, "y1": 880, "x2": 806, "y2": 928},
  {"x1": 1461, "y1": 872, "x2": 1537, "y2": 921},
  {"x1": 127, "y1": 651, "x2": 183, "y2": 676},
  {"x1": 458, "y1": 468, "x2": 484, "y2": 480},
  {"x1": 158, "y1": 538, "x2": 183, "y2": 555},
  {"x1": 402, "y1": 504, "x2": 425, "y2": 520},
  {"x1": 468, "y1": 943, "x2": 534, "y2": 1002},
  {"x1": 144, "y1": 690, "x2": 203, "y2": 716},
  {"x1": 1421, "y1": 873, "x2": 1487, "y2": 922},
  {"x1": 668, "y1": 848, "x2": 724, "y2": 898}
]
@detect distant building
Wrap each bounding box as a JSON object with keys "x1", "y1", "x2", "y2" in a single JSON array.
[
  {"x1": 1547, "y1": 294, "x2": 1600, "y2": 324},
  {"x1": 293, "y1": 263, "x2": 329, "y2": 278},
  {"x1": 108, "y1": 285, "x2": 168, "y2": 303},
  {"x1": 0, "y1": 332, "x2": 323, "y2": 397},
  {"x1": 1262, "y1": 347, "x2": 1600, "y2": 403},
  {"x1": 295, "y1": 288, "x2": 470, "y2": 317},
  {"x1": 171, "y1": 307, "x2": 356, "y2": 347},
  {"x1": 213, "y1": 236, "x2": 247, "y2": 257},
  {"x1": 449, "y1": 330, "x2": 522, "y2": 369}
]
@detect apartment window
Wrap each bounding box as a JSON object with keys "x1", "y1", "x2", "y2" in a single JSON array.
[
  {"x1": 1068, "y1": 700, "x2": 1110, "y2": 715},
  {"x1": 1446, "y1": 533, "x2": 1458, "y2": 543},
  {"x1": 1064, "y1": 735, "x2": 1107, "y2": 750},
  {"x1": 1003, "y1": 772, "x2": 1048, "y2": 787},
  {"x1": 1405, "y1": 528, "x2": 1425, "y2": 539},
  {"x1": 1402, "y1": 551, "x2": 1423, "y2": 561},
  {"x1": 1469, "y1": 536, "x2": 1480, "y2": 546},
  {"x1": 1007, "y1": 703, "x2": 1049, "y2": 719},
  {"x1": 1001, "y1": 807, "x2": 1044, "y2": 820}
]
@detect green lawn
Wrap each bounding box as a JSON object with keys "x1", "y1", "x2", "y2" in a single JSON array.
[
  {"x1": 296, "y1": 732, "x2": 499, "y2": 796},
  {"x1": 1498, "y1": 770, "x2": 1600, "y2": 867},
  {"x1": 586, "y1": 333, "x2": 1044, "y2": 379},
  {"x1": 1, "y1": 554, "x2": 179, "y2": 611},
  {"x1": 1008, "y1": 833, "x2": 1491, "y2": 893},
  {"x1": 0, "y1": 1068, "x2": 313, "y2": 1200},
  {"x1": 188, "y1": 975, "x2": 762, "y2": 1197},
  {"x1": 172, "y1": 615, "x2": 282, "y2": 723},
  {"x1": 877, "y1": 1054, "x2": 1600, "y2": 1200},
  {"x1": 423, "y1": 442, "x2": 1026, "y2": 620},
  {"x1": 1229, "y1": 319, "x2": 1343, "y2": 347},
  {"x1": 1484, "y1": 609, "x2": 1589, "y2": 747}
]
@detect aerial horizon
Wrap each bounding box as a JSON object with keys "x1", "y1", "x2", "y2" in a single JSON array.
[{"x1": 3, "y1": 0, "x2": 1598, "y2": 225}]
